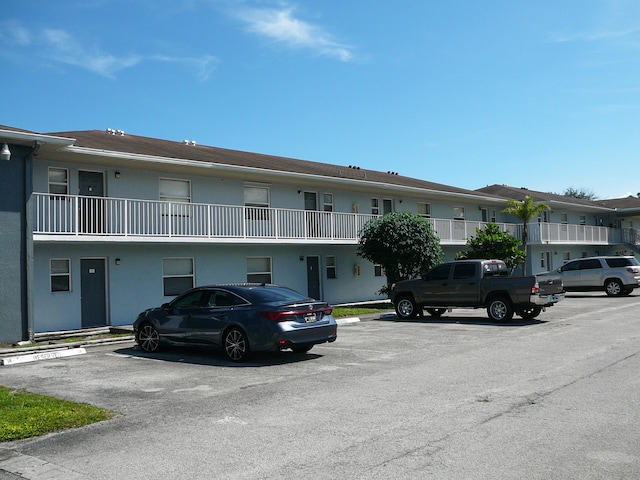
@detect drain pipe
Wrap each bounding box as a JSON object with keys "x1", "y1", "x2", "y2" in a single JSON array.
[{"x1": 25, "y1": 140, "x2": 41, "y2": 342}]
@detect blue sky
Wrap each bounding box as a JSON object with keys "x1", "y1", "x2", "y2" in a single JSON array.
[{"x1": 3, "y1": 1, "x2": 639, "y2": 200}]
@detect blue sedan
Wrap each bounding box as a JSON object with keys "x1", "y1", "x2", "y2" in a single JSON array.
[{"x1": 133, "y1": 284, "x2": 338, "y2": 362}]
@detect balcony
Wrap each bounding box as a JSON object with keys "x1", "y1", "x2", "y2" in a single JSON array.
[{"x1": 31, "y1": 193, "x2": 611, "y2": 246}]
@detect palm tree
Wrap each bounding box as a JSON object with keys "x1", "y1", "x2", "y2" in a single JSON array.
[{"x1": 501, "y1": 195, "x2": 549, "y2": 275}]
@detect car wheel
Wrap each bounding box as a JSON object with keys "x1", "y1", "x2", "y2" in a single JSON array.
[
  {"x1": 223, "y1": 327, "x2": 249, "y2": 362},
  {"x1": 136, "y1": 323, "x2": 161, "y2": 353},
  {"x1": 292, "y1": 343, "x2": 314, "y2": 354},
  {"x1": 487, "y1": 296, "x2": 514, "y2": 322},
  {"x1": 426, "y1": 308, "x2": 446, "y2": 318},
  {"x1": 604, "y1": 279, "x2": 623, "y2": 296},
  {"x1": 518, "y1": 306, "x2": 542, "y2": 320},
  {"x1": 395, "y1": 295, "x2": 418, "y2": 319}
]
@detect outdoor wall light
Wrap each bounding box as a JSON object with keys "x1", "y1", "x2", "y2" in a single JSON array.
[
  {"x1": 0, "y1": 143, "x2": 11, "y2": 161},
  {"x1": 115, "y1": 258, "x2": 121, "y2": 265},
  {"x1": 115, "y1": 171, "x2": 121, "y2": 178},
  {"x1": 299, "y1": 256, "x2": 304, "y2": 261},
  {"x1": 297, "y1": 189, "x2": 302, "y2": 194}
]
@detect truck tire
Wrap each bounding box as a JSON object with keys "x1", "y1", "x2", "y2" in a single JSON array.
[
  {"x1": 395, "y1": 295, "x2": 418, "y2": 319},
  {"x1": 426, "y1": 308, "x2": 446, "y2": 318},
  {"x1": 487, "y1": 296, "x2": 514, "y2": 322},
  {"x1": 518, "y1": 306, "x2": 542, "y2": 320}
]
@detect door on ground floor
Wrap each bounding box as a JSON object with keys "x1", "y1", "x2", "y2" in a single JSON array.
[
  {"x1": 81, "y1": 258, "x2": 108, "y2": 328},
  {"x1": 306, "y1": 256, "x2": 321, "y2": 300}
]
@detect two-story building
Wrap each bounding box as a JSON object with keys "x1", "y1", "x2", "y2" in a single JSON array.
[{"x1": 1, "y1": 125, "x2": 638, "y2": 343}]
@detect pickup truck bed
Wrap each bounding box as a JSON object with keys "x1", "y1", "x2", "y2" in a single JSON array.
[{"x1": 389, "y1": 259, "x2": 564, "y2": 322}]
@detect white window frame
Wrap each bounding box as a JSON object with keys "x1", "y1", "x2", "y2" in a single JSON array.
[
  {"x1": 48, "y1": 167, "x2": 69, "y2": 196},
  {"x1": 453, "y1": 206, "x2": 465, "y2": 220},
  {"x1": 247, "y1": 256, "x2": 273, "y2": 283},
  {"x1": 371, "y1": 198, "x2": 380, "y2": 215},
  {"x1": 244, "y1": 183, "x2": 271, "y2": 220},
  {"x1": 417, "y1": 203, "x2": 431, "y2": 218},
  {"x1": 323, "y1": 193, "x2": 334, "y2": 212},
  {"x1": 162, "y1": 257, "x2": 194, "y2": 296},
  {"x1": 326, "y1": 256, "x2": 337, "y2": 279},
  {"x1": 50, "y1": 258, "x2": 71, "y2": 292},
  {"x1": 159, "y1": 178, "x2": 191, "y2": 203},
  {"x1": 374, "y1": 264, "x2": 383, "y2": 277}
]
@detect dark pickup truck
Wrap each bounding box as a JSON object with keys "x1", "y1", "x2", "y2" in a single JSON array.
[{"x1": 389, "y1": 259, "x2": 564, "y2": 322}]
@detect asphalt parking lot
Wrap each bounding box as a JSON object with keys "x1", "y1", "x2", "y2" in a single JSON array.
[{"x1": 1, "y1": 292, "x2": 639, "y2": 480}]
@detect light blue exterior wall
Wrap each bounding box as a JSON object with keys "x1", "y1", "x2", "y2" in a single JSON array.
[{"x1": 33, "y1": 242, "x2": 383, "y2": 332}]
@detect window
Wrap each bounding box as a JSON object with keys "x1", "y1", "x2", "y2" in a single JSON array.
[
  {"x1": 480, "y1": 208, "x2": 488, "y2": 222},
  {"x1": 563, "y1": 252, "x2": 570, "y2": 263},
  {"x1": 453, "y1": 263, "x2": 476, "y2": 279},
  {"x1": 540, "y1": 253, "x2": 546, "y2": 268},
  {"x1": 163, "y1": 258, "x2": 194, "y2": 296},
  {"x1": 326, "y1": 256, "x2": 336, "y2": 279},
  {"x1": 48, "y1": 168, "x2": 69, "y2": 195},
  {"x1": 50, "y1": 259, "x2": 71, "y2": 292},
  {"x1": 453, "y1": 206, "x2": 465, "y2": 220},
  {"x1": 245, "y1": 184, "x2": 270, "y2": 220},
  {"x1": 159, "y1": 178, "x2": 190, "y2": 203},
  {"x1": 247, "y1": 257, "x2": 272, "y2": 283},
  {"x1": 323, "y1": 194, "x2": 334, "y2": 212},
  {"x1": 417, "y1": 203, "x2": 431, "y2": 218},
  {"x1": 579, "y1": 215, "x2": 586, "y2": 225},
  {"x1": 371, "y1": 198, "x2": 380, "y2": 215},
  {"x1": 426, "y1": 264, "x2": 451, "y2": 281},
  {"x1": 560, "y1": 213, "x2": 568, "y2": 224},
  {"x1": 580, "y1": 259, "x2": 602, "y2": 270},
  {"x1": 374, "y1": 264, "x2": 383, "y2": 277},
  {"x1": 160, "y1": 179, "x2": 191, "y2": 217},
  {"x1": 383, "y1": 199, "x2": 393, "y2": 215},
  {"x1": 490, "y1": 209, "x2": 497, "y2": 223}
]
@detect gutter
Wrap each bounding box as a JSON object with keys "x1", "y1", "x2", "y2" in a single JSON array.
[{"x1": 25, "y1": 141, "x2": 41, "y2": 342}]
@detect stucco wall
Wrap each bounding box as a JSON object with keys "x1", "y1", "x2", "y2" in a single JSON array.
[{"x1": 0, "y1": 146, "x2": 28, "y2": 343}]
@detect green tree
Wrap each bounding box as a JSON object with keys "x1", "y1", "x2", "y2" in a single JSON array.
[
  {"x1": 357, "y1": 212, "x2": 443, "y2": 295},
  {"x1": 562, "y1": 187, "x2": 598, "y2": 201},
  {"x1": 501, "y1": 196, "x2": 549, "y2": 275},
  {"x1": 455, "y1": 223, "x2": 526, "y2": 272}
]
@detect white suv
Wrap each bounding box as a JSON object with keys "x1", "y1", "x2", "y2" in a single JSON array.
[{"x1": 551, "y1": 256, "x2": 640, "y2": 296}]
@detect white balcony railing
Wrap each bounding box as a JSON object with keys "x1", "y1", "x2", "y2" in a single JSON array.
[{"x1": 31, "y1": 193, "x2": 611, "y2": 245}]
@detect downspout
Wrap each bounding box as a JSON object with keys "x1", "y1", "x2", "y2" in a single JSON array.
[{"x1": 24, "y1": 140, "x2": 41, "y2": 342}]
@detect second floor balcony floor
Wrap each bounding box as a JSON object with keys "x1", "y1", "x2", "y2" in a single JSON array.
[{"x1": 30, "y1": 193, "x2": 627, "y2": 247}]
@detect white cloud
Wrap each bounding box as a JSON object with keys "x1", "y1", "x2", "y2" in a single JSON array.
[
  {"x1": 237, "y1": 6, "x2": 354, "y2": 62},
  {"x1": 1, "y1": 21, "x2": 217, "y2": 80},
  {"x1": 42, "y1": 28, "x2": 141, "y2": 78}
]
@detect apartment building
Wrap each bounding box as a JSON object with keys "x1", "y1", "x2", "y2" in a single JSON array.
[{"x1": 1, "y1": 125, "x2": 637, "y2": 342}]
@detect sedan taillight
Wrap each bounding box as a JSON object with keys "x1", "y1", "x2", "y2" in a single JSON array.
[{"x1": 261, "y1": 307, "x2": 333, "y2": 322}]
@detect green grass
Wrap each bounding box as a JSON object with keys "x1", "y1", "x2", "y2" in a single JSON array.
[
  {"x1": 0, "y1": 386, "x2": 117, "y2": 442},
  {"x1": 332, "y1": 302, "x2": 394, "y2": 318}
]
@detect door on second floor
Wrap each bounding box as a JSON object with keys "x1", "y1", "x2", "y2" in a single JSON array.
[
  {"x1": 79, "y1": 171, "x2": 105, "y2": 234},
  {"x1": 304, "y1": 191, "x2": 320, "y2": 237}
]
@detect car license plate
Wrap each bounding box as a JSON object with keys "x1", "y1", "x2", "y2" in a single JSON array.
[{"x1": 304, "y1": 313, "x2": 317, "y2": 323}]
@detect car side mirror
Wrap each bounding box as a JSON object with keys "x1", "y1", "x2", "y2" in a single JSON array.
[{"x1": 161, "y1": 303, "x2": 171, "y2": 310}]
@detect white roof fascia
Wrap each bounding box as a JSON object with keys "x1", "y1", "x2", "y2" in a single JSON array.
[
  {"x1": 65, "y1": 146, "x2": 505, "y2": 204},
  {"x1": 0, "y1": 129, "x2": 75, "y2": 147}
]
